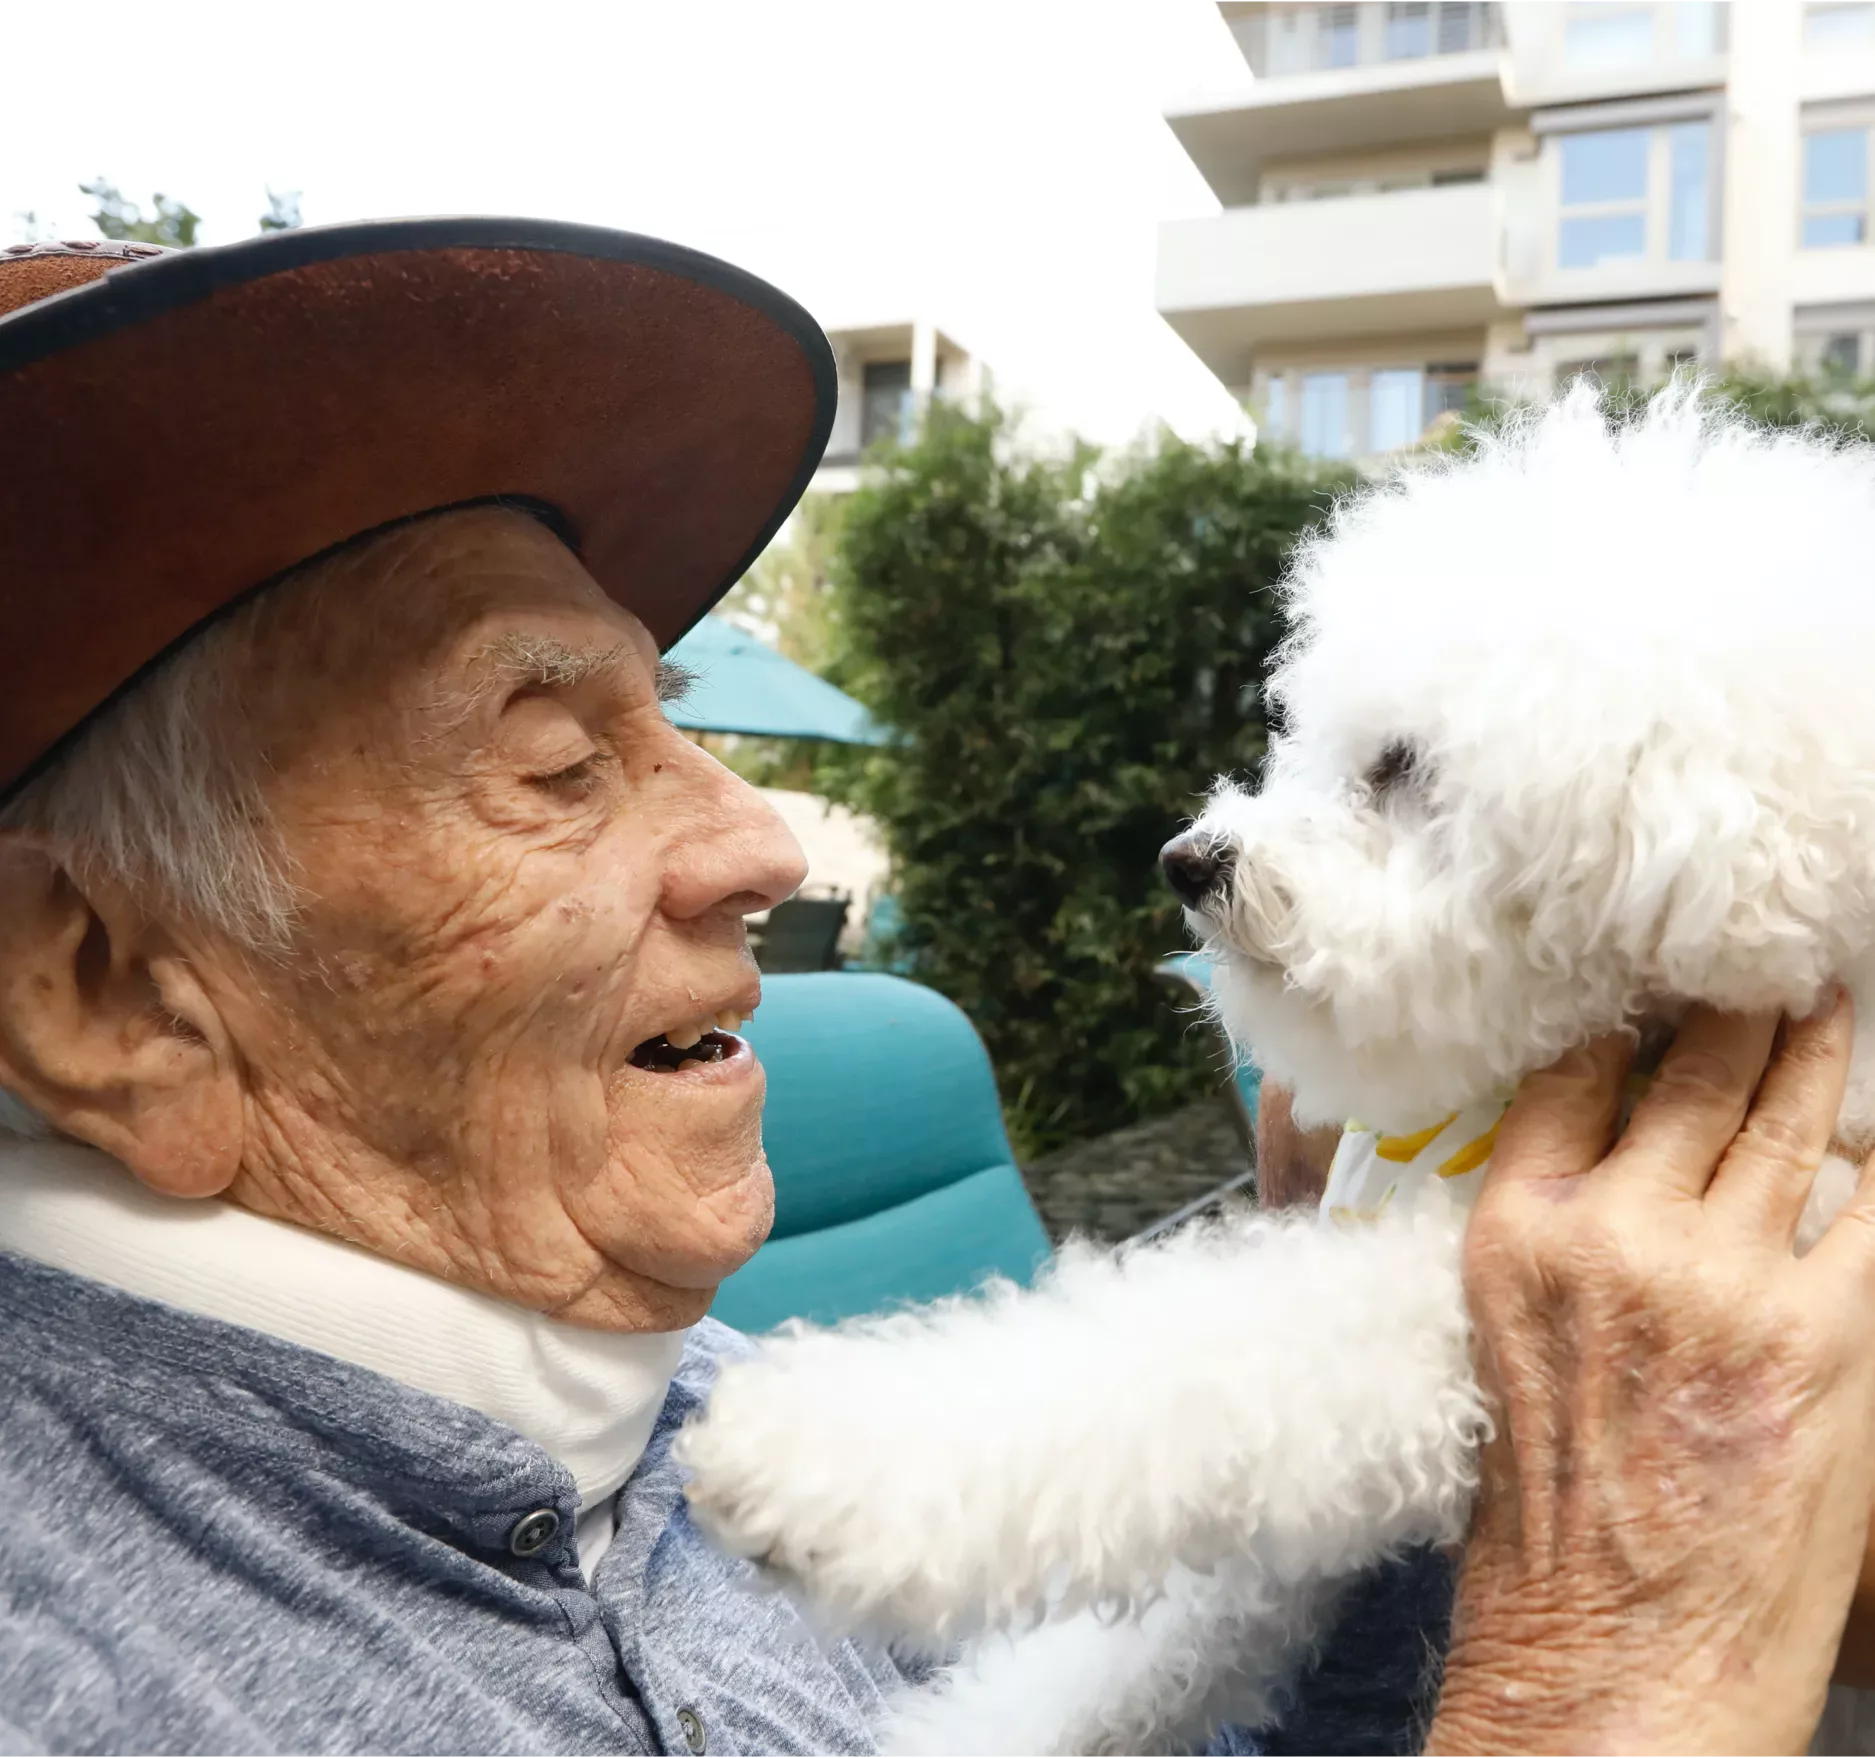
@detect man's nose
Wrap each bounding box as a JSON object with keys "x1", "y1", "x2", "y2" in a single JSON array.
[{"x1": 1160, "y1": 833, "x2": 1230, "y2": 908}]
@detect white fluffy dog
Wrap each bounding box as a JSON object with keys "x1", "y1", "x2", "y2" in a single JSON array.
[{"x1": 676, "y1": 386, "x2": 1875, "y2": 1753}]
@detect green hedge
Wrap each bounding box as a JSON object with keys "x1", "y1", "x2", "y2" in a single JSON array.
[{"x1": 816, "y1": 406, "x2": 1353, "y2": 1156}]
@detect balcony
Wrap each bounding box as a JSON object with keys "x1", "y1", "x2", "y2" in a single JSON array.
[
  {"x1": 1156, "y1": 181, "x2": 1505, "y2": 387},
  {"x1": 1221, "y1": 1, "x2": 1504, "y2": 81},
  {"x1": 1506, "y1": 2, "x2": 1728, "y2": 109},
  {"x1": 1167, "y1": 49, "x2": 1513, "y2": 207}
]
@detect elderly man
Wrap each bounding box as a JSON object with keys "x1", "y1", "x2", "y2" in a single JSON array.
[{"x1": 3, "y1": 220, "x2": 1875, "y2": 1757}]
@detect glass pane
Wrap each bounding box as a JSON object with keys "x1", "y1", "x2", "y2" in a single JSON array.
[
  {"x1": 1676, "y1": 1, "x2": 1722, "y2": 54},
  {"x1": 1668, "y1": 122, "x2": 1711, "y2": 260},
  {"x1": 1269, "y1": 7, "x2": 1312, "y2": 75},
  {"x1": 1437, "y1": 2, "x2": 1487, "y2": 52},
  {"x1": 1803, "y1": 210, "x2": 1868, "y2": 247},
  {"x1": 1805, "y1": 129, "x2": 1869, "y2": 205},
  {"x1": 1558, "y1": 211, "x2": 1648, "y2": 268},
  {"x1": 1299, "y1": 373, "x2": 1350, "y2": 459},
  {"x1": 1262, "y1": 377, "x2": 1288, "y2": 439},
  {"x1": 1807, "y1": 4, "x2": 1875, "y2": 47},
  {"x1": 1369, "y1": 369, "x2": 1426, "y2": 452},
  {"x1": 1560, "y1": 355, "x2": 1638, "y2": 390},
  {"x1": 860, "y1": 360, "x2": 912, "y2": 448},
  {"x1": 1386, "y1": 2, "x2": 1431, "y2": 58},
  {"x1": 1563, "y1": 6, "x2": 1655, "y2": 66},
  {"x1": 1425, "y1": 364, "x2": 1479, "y2": 420},
  {"x1": 1320, "y1": 4, "x2": 1359, "y2": 66},
  {"x1": 1560, "y1": 129, "x2": 1650, "y2": 206},
  {"x1": 1822, "y1": 333, "x2": 1862, "y2": 373}
]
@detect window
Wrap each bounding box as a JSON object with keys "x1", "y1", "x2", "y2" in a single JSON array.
[
  {"x1": 1675, "y1": 1, "x2": 1724, "y2": 55},
  {"x1": 1386, "y1": 2, "x2": 1431, "y2": 58},
  {"x1": 1425, "y1": 363, "x2": 1479, "y2": 421},
  {"x1": 1822, "y1": 332, "x2": 1862, "y2": 373},
  {"x1": 1796, "y1": 306, "x2": 1875, "y2": 372},
  {"x1": 1436, "y1": 1, "x2": 1490, "y2": 52},
  {"x1": 1803, "y1": 128, "x2": 1870, "y2": 247},
  {"x1": 1369, "y1": 368, "x2": 1426, "y2": 451},
  {"x1": 1261, "y1": 377, "x2": 1288, "y2": 440},
  {"x1": 1559, "y1": 354, "x2": 1640, "y2": 389},
  {"x1": 1555, "y1": 121, "x2": 1712, "y2": 270},
  {"x1": 1667, "y1": 122, "x2": 1710, "y2": 260},
  {"x1": 1321, "y1": 4, "x2": 1359, "y2": 67},
  {"x1": 1299, "y1": 373, "x2": 1351, "y2": 459},
  {"x1": 1563, "y1": 5, "x2": 1655, "y2": 67},
  {"x1": 1807, "y1": 4, "x2": 1875, "y2": 49},
  {"x1": 1558, "y1": 128, "x2": 1650, "y2": 267},
  {"x1": 859, "y1": 361, "x2": 912, "y2": 448}
]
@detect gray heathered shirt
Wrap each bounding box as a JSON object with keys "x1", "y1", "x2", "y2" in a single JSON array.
[{"x1": 0, "y1": 1244, "x2": 1447, "y2": 1756}]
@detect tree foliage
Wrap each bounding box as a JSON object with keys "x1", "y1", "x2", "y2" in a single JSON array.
[
  {"x1": 815, "y1": 405, "x2": 1352, "y2": 1155},
  {"x1": 52, "y1": 180, "x2": 303, "y2": 250},
  {"x1": 1458, "y1": 362, "x2": 1875, "y2": 445},
  {"x1": 82, "y1": 178, "x2": 204, "y2": 249},
  {"x1": 259, "y1": 188, "x2": 304, "y2": 233}
]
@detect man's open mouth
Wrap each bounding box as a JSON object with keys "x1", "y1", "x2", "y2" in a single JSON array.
[{"x1": 629, "y1": 1010, "x2": 749, "y2": 1073}]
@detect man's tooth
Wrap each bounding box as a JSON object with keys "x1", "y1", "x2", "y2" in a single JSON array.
[
  {"x1": 666, "y1": 1023, "x2": 704, "y2": 1049},
  {"x1": 715, "y1": 1009, "x2": 741, "y2": 1033}
]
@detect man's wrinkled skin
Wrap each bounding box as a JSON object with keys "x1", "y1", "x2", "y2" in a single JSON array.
[
  {"x1": 1429, "y1": 997, "x2": 1875, "y2": 1752},
  {"x1": 0, "y1": 509, "x2": 807, "y2": 1331},
  {"x1": 1262, "y1": 1020, "x2": 1875, "y2": 1733}
]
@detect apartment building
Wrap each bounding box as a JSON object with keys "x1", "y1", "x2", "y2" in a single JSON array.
[
  {"x1": 1156, "y1": 1, "x2": 1875, "y2": 460},
  {"x1": 812, "y1": 319, "x2": 986, "y2": 493}
]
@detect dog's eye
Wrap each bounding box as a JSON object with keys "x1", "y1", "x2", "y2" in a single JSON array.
[{"x1": 1364, "y1": 740, "x2": 1419, "y2": 796}]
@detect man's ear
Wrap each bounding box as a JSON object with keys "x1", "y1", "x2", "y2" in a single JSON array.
[{"x1": 0, "y1": 841, "x2": 244, "y2": 1197}]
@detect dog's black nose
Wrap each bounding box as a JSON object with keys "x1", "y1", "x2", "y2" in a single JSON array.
[{"x1": 1160, "y1": 834, "x2": 1228, "y2": 908}]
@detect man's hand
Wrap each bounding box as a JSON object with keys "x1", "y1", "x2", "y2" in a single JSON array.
[
  {"x1": 1254, "y1": 1082, "x2": 1342, "y2": 1210},
  {"x1": 1429, "y1": 994, "x2": 1875, "y2": 1756}
]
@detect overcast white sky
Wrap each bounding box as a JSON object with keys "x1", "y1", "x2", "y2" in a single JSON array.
[{"x1": 3, "y1": 0, "x2": 1256, "y2": 446}]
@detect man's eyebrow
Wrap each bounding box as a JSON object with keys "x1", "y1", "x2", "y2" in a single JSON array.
[
  {"x1": 441, "y1": 633, "x2": 694, "y2": 726},
  {"x1": 470, "y1": 632, "x2": 628, "y2": 695},
  {"x1": 655, "y1": 658, "x2": 698, "y2": 707}
]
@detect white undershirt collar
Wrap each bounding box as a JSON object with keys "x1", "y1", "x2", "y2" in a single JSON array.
[{"x1": 0, "y1": 1136, "x2": 686, "y2": 1514}]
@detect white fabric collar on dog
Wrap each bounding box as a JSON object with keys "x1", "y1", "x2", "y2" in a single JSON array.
[{"x1": 1320, "y1": 1101, "x2": 1508, "y2": 1224}]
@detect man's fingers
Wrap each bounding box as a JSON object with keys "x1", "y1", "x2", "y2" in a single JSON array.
[
  {"x1": 1485, "y1": 1033, "x2": 1631, "y2": 1191},
  {"x1": 1809, "y1": 1136, "x2": 1875, "y2": 1290},
  {"x1": 1600, "y1": 1006, "x2": 1780, "y2": 1200},
  {"x1": 1708, "y1": 987, "x2": 1851, "y2": 1240}
]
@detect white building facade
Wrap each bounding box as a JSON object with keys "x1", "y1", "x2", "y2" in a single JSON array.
[
  {"x1": 812, "y1": 320, "x2": 987, "y2": 494},
  {"x1": 1156, "y1": 2, "x2": 1875, "y2": 459}
]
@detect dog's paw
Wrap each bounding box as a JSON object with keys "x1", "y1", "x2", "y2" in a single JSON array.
[{"x1": 676, "y1": 1348, "x2": 995, "y2": 1640}]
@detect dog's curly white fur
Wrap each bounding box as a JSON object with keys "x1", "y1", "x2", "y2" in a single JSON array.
[{"x1": 678, "y1": 386, "x2": 1875, "y2": 1752}]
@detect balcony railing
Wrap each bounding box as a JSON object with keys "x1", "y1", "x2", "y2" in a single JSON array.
[{"x1": 1231, "y1": 2, "x2": 1504, "y2": 80}]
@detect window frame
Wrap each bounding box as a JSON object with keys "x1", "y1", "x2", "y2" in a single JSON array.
[
  {"x1": 1546, "y1": 114, "x2": 1721, "y2": 276},
  {"x1": 1800, "y1": 122, "x2": 1874, "y2": 250},
  {"x1": 1255, "y1": 360, "x2": 1482, "y2": 460},
  {"x1": 1298, "y1": 371, "x2": 1353, "y2": 460},
  {"x1": 1793, "y1": 301, "x2": 1875, "y2": 376},
  {"x1": 1557, "y1": 2, "x2": 1726, "y2": 67},
  {"x1": 1805, "y1": 3, "x2": 1875, "y2": 50}
]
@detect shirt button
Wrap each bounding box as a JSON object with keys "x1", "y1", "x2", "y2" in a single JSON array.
[
  {"x1": 676, "y1": 1707, "x2": 706, "y2": 1754},
  {"x1": 507, "y1": 1509, "x2": 561, "y2": 1557}
]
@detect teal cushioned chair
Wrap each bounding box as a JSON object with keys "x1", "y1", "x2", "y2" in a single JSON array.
[
  {"x1": 710, "y1": 972, "x2": 1052, "y2": 1333},
  {"x1": 1157, "y1": 951, "x2": 1262, "y2": 1141}
]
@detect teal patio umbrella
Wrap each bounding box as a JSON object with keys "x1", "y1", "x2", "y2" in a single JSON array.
[{"x1": 665, "y1": 616, "x2": 885, "y2": 744}]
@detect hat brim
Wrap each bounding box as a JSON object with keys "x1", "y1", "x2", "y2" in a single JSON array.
[{"x1": 0, "y1": 216, "x2": 835, "y2": 795}]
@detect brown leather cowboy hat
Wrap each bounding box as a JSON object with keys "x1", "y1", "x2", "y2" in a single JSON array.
[{"x1": 0, "y1": 217, "x2": 835, "y2": 796}]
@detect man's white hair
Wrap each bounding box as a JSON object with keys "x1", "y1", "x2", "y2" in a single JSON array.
[{"x1": 0, "y1": 586, "x2": 303, "y2": 1136}]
